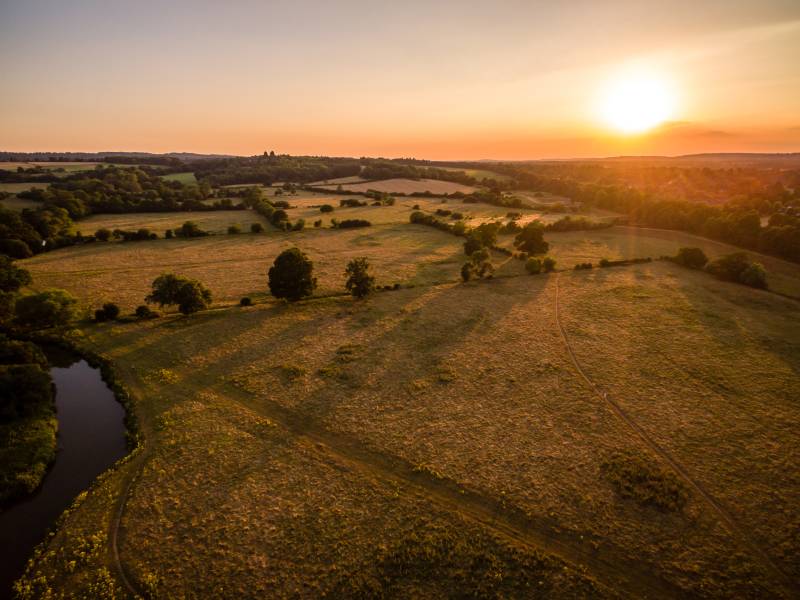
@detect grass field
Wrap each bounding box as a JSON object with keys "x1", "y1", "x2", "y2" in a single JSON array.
[
  {"x1": 541, "y1": 226, "x2": 800, "y2": 298},
  {"x1": 159, "y1": 172, "x2": 197, "y2": 184},
  {"x1": 0, "y1": 196, "x2": 43, "y2": 211},
  {"x1": 317, "y1": 178, "x2": 477, "y2": 195},
  {"x1": 0, "y1": 182, "x2": 50, "y2": 195},
  {"x1": 75, "y1": 210, "x2": 267, "y2": 236},
  {"x1": 438, "y1": 166, "x2": 515, "y2": 182},
  {"x1": 16, "y1": 259, "x2": 800, "y2": 598},
  {"x1": 21, "y1": 224, "x2": 518, "y2": 310},
  {"x1": 0, "y1": 162, "x2": 104, "y2": 173}
]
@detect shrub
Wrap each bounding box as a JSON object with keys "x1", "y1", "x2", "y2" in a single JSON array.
[
  {"x1": 542, "y1": 257, "x2": 557, "y2": 272},
  {"x1": 268, "y1": 248, "x2": 317, "y2": 301},
  {"x1": 451, "y1": 212, "x2": 464, "y2": 220},
  {"x1": 135, "y1": 305, "x2": 157, "y2": 319},
  {"x1": 525, "y1": 257, "x2": 542, "y2": 274},
  {"x1": 313, "y1": 219, "x2": 322, "y2": 227},
  {"x1": 0, "y1": 239, "x2": 32, "y2": 259},
  {"x1": 412, "y1": 204, "x2": 420, "y2": 210},
  {"x1": 463, "y1": 236, "x2": 483, "y2": 256},
  {"x1": 0, "y1": 335, "x2": 47, "y2": 369},
  {"x1": 574, "y1": 262, "x2": 593, "y2": 270},
  {"x1": 146, "y1": 273, "x2": 212, "y2": 314},
  {"x1": 345, "y1": 257, "x2": 375, "y2": 299},
  {"x1": 514, "y1": 222, "x2": 549, "y2": 254},
  {"x1": 227, "y1": 225, "x2": 241, "y2": 234},
  {"x1": 460, "y1": 263, "x2": 472, "y2": 282},
  {"x1": 94, "y1": 302, "x2": 120, "y2": 322},
  {"x1": 340, "y1": 198, "x2": 366, "y2": 208},
  {"x1": 165, "y1": 229, "x2": 174, "y2": 239},
  {"x1": 0, "y1": 364, "x2": 53, "y2": 422},
  {"x1": 435, "y1": 208, "x2": 452, "y2": 217},
  {"x1": 599, "y1": 258, "x2": 611, "y2": 267},
  {"x1": 240, "y1": 297, "x2": 253, "y2": 306},
  {"x1": 320, "y1": 204, "x2": 334, "y2": 213},
  {"x1": 250, "y1": 222, "x2": 264, "y2": 233},
  {"x1": 674, "y1": 247, "x2": 708, "y2": 269},
  {"x1": 94, "y1": 228, "x2": 112, "y2": 242},
  {"x1": 273, "y1": 200, "x2": 290, "y2": 209},
  {"x1": 176, "y1": 221, "x2": 208, "y2": 238},
  {"x1": 292, "y1": 219, "x2": 305, "y2": 231},
  {"x1": 0, "y1": 256, "x2": 32, "y2": 293},
  {"x1": 14, "y1": 289, "x2": 77, "y2": 329},
  {"x1": 739, "y1": 262, "x2": 768, "y2": 289},
  {"x1": 337, "y1": 219, "x2": 371, "y2": 229}
]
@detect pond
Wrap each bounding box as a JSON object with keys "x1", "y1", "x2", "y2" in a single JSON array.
[{"x1": 0, "y1": 352, "x2": 128, "y2": 598}]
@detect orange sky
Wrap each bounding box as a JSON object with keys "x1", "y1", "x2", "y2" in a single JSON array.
[{"x1": 1, "y1": 1, "x2": 798, "y2": 159}]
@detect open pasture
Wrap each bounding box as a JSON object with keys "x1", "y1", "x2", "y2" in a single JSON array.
[
  {"x1": 20, "y1": 260, "x2": 800, "y2": 598},
  {"x1": 0, "y1": 182, "x2": 50, "y2": 195},
  {"x1": 0, "y1": 196, "x2": 43, "y2": 211},
  {"x1": 76, "y1": 210, "x2": 267, "y2": 236},
  {"x1": 438, "y1": 166, "x2": 514, "y2": 182},
  {"x1": 543, "y1": 225, "x2": 800, "y2": 298},
  {"x1": 317, "y1": 178, "x2": 477, "y2": 195},
  {"x1": 21, "y1": 224, "x2": 517, "y2": 310},
  {"x1": 159, "y1": 171, "x2": 197, "y2": 184}
]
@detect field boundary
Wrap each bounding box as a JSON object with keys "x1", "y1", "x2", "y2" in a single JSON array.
[{"x1": 554, "y1": 273, "x2": 795, "y2": 596}]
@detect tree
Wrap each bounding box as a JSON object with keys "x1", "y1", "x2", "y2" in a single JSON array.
[
  {"x1": 739, "y1": 262, "x2": 768, "y2": 289},
  {"x1": 525, "y1": 257, "x2": 542, "y2": 274},
  {"x1": 706, "y1": 252, "x2": 750, "y2": 282},
  {"x1": 320, "y1": 204, "x2": 334, "y2": 213},
  {"x1": 345, "y1": 257, "x2": 375, "y2": 298},
  {"x1": 146, "y1": 273, "x2": 212, "y2": 314},
  {"x1": 250, "y1": 222, "x2": 264, "y2": 233},
  {"x1": 268, "y1": 248, "x2": 316, "y2": 301},
  {"x1": 463, "y1": 236, "x2": 483, "y2": 256},
  {"x1": 0, "y1": 238, "x2": 33, "y2": 259},
  {"x1": 0, "y1": 364, "x2": 53, "y2": 422},
  {"x1": 14, "y1": 289, "x2": 77, "y2": 329},
  {"x1": 227, "y1": 225, "x2": 241, "y2": 234},
  {"x1": 460, "y1": 263, "x2": 473, "y2": 282},
  {"x1": 675, "y1": 247, "x2": 708, "y2": 269},
  {"x1": 542, "y1": 256, "x2": 557, "y2": 272},
  {"x1": 469, "y1": 247, "x2": 493, "y2": 278},
  {"x1": 0, "y1": 256, "x2": 32, "y2": 292},
  {"x1": 514, "y1": 222, "x2": 549, "y2": 254},
  {"x1": 0, "y1": 335, "x2": 48, "y2": 368},
  {"x1": 95, "y1": 228, "x2": 112, "y2": 242}
]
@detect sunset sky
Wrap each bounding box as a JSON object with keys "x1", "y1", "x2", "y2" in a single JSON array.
[{"x1": 1, "y1": 0, "x2": 798, "y2": 159}]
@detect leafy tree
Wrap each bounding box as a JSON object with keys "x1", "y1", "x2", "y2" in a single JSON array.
[
  {"x1": 94, "y1": 302, "x2": 121, "y2": 322},
  {"x1": 0, "y1": 238, "x2": 33, "y2": 258},
  {"x1": 469, "y1": 247, "x2": 493, "y2": 278},
  {"x1": 177, "y1": 221, "x2": 207, "y2": 238},
  {"x1": 675, "y1": 247, "x2": 708, "y2": 269},
  {"x1": 542, "y1": 256, "x2": 557, "y2": 272},
  {"x1": 0, "y1": 256, "x2": 32, "y2": 292},
  {"x1": 95, "y1": 228, "x2": 112, "y2": 242},
  {"x1": 250, "y1": 223, "x2": 264, "y2": 233},
  {"x1": 0, "y1": 335, "x2": 48, "y2": 368},
  {"x1": 739, "y1": 262, "x2": 768, "y2": 289},
  {"x1": 0, "y1": 364, "x2": 53, "y2": 422},
  {"x1": 14, "y1": 289, "x2": 77, "y2": 329},
  {"x1": 146, "y1": 273, "x2": 212, "y2": 314},
  {"x1": 268, "y1": 248, "x2": 316, "y2": 301},
  {"x1": 463, "y1": 236, "x2": 483, "y2": 256},
  {"x1": 345, "y1": 257, "x2": 375, "y2": 298},
  {"x1": 706, "y1": 252, "x2": 751, "y2": 282},
  {"x1": 514, "y1": 222, "x2": 549, "y2": 254},
  {"x1": 471, "y1": 222, "x2": 500, "y2": 247},
  {"x1": 460, "y1": 263, "x2": 473, "y2": 282},
  {"x1": 320, "y1": 204, "x2": 334, "y2": 213},
  {"x1": 227, "y1": 225, "x2": 241, "y2": 234},
  {"x1": 525, "y1": 257, "x2": 542, "y2": 274}
]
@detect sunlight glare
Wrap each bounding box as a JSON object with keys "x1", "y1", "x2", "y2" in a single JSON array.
[{"x1": 600, "y1": 70, "x2": 676, "y2": 134}]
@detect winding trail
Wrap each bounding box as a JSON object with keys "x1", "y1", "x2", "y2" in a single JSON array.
[{"x1": 554, "y1": 272, "x2": 796, "y2": 597}]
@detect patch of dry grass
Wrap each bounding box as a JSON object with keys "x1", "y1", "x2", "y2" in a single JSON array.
[
  {"x1": 76, "y1": 210, "x2": 268, "y2": 236},
  {"x1": 317, "y1": 178, "x2": 476, "y2": 195}
]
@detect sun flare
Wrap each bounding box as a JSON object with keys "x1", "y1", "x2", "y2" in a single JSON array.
[{"x1": 600, "y1": 70, "x2": 676, "y2": 134}]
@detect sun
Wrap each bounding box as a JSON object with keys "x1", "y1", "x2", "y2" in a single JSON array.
[{"x1": 599, "y1": 70, "x2": 676, "y2": 134}]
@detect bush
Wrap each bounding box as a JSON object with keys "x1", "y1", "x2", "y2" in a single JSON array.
[
  {"x1": 176, "y1": 221, "x2": 208, "y2": 238},
  {"x1": 95, "y1": 302, "x2": 120, "y2": 322},
  {"x1": 514, "y1": 222, "x2": 549, "y2": 254},
  {"x1": 739, "y1": 262, "x2": 768, "y2": 289},
  {"x1": 463, "y1": 236, "x2": 483, "y2": 256},
  {"x1": 250, "y1": 222, "x2": 264, "y2": 233},
  {"x1": 165, "y1": 229, "x2": 174, "y2": 239},
  {"x1": 460, "y1": 263, "x2": 472, "y2": 282},
  {"x1": 599, "y1": 258, "x2": 611, "y2": 267},
  {"x1": 337, "y1": 219, "x2": 371, "y2": 229},
  {"x1": 134, "y1": 305, "x2": 157, "y2": 319},
  {"x1": 436, "y1": 208, "x2": 452, "y2": 217},
  {"x1": 0, "y1": 238, "x2": 32, "y2": 259},
  {"x1": 543, "y1": 257, "x2": 555, "y2": 271},
  {"x1": 0, "y1": 335, "x2": 47, "y2": 369},
  {"x1": 14, "y1": 289, "x2": 77, "y2": 329},
  {"x1": 451, "y1": 212, "x2": 464, "y2": 220},
  {"x1": 574, "y1": 262, "x2": 593, "y2": 270},
  {"x1": 227, "y1": 225, "x2": 241, "y2": 234},
  {"x1": 0, "y1": 256, "x2": 32, "y2": 293},
  {"x1": 313, "y1": 219, "x2": 322, "y2": 227},
  {"x1": 292, "y1": 219, "x2": 305, "y2": 231},
  {"x1": 240, "y1": 297, "x2": 253, "y2": 306},
  {"x1": 0, "y1": 364, "x2": 53, "y2": 422},
  {"x1": 340, "y1": 198, "x2": 367, "y2": 208},
  {"x1": 525, "y1": 257, "x2": 542, "y2": 274},
  {"x1": 345, "y1": 257, "x2": 375, "y2": 299},
  {"x1": 601, "y1": 451, "x2": 688, "y2": 512},
  {"x1": 320, "y1": 204, "x2": 334, "y2": 213},
  {"x1": 674, "y1": 247, "x2": 708, "y2": 269},
  {"x1": 412, "y1": 204, "x2": 420, "y2": 210},
  {"x1": 268, "y1": 248, "x2": 317, "y2": 301},
  {"x1": 146, "y1": 273, "x2": 212, "y2": 314},
  {"x1": 94, "y1": 228, "x2": 112, "y2": 242}
]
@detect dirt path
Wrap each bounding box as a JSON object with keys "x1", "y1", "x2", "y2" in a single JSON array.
[{"x1": 554, "y1": 273, "x2": 796, "y2": 597}]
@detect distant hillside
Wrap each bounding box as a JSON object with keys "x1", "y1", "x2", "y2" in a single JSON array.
[{"x1": 0, "y1": 151, "x2": 238, "y2": 163}]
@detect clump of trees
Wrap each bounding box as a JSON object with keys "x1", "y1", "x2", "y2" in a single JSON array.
[
  {"x1": 673, "y1": 247, "x2": 708, "y2": 269},
  {"x1": 706, "y1": 252, "x2": 768, "y2": 289},
  {"x1": 335, "y1": 219, "x2": 371, "y2": 229},
  {"x1": 514, "y1": 222, "x2": 549, "y2": 255},
  {"x1": 146, "y1": 273, "x2": 212, "y2": 314},
  {"x1": 14, "y1": 290, "x2": 77, "y2": 329},
  {"x1": 340, "y1": 198, "x2": 367, "y2": 208},
  {"x1": 345, "y1": 257, "x2": 375, "y2": 298},
  {"x1": 268, "y1": 248, "x2": 317, "y2": 301},
  {"x1": 320, "y1": 204, "x2": 334, "y2": 213},
  {"x1": 94, "y1": 302, "x2": 120, "y2": 322},
  {"x1": 175, "y1": 221, "x2": 209, "y2": 238},
  {"x1": 545, "y1": 215, "x2": 613, "y2": 232}
]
